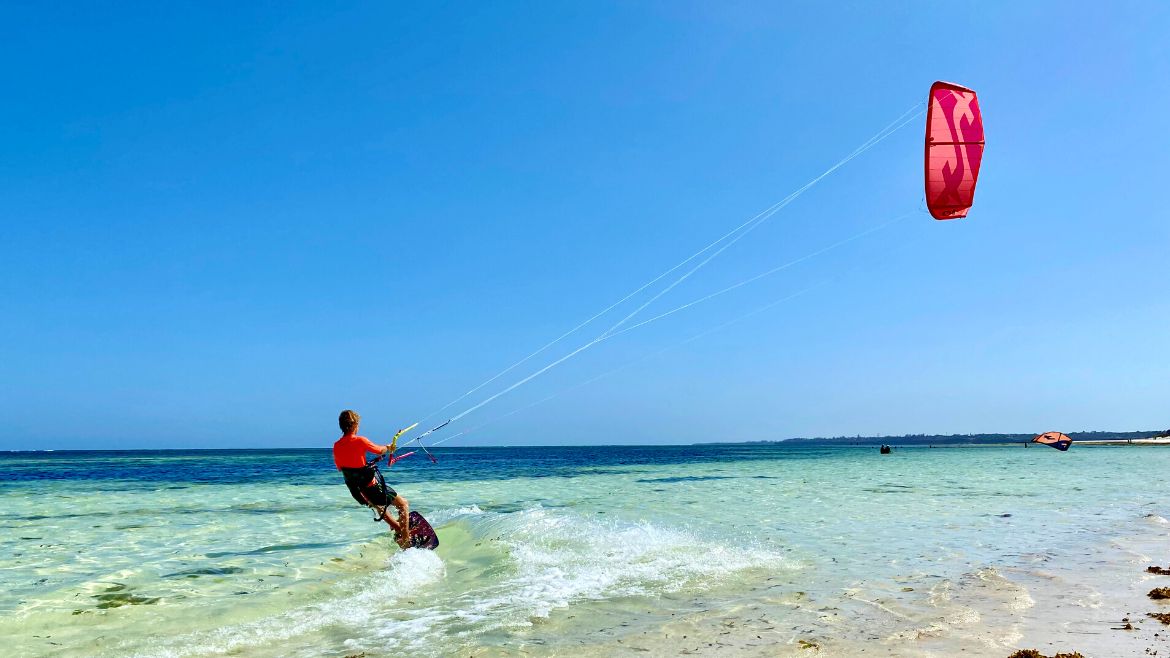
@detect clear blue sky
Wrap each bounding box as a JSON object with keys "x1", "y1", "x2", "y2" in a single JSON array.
[{"x1": 2, "y1": 2, "x2": 1168, "y2": 450}]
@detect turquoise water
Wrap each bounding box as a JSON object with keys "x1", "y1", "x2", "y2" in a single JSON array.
[{"x1": 2, "y1": 444, "x2": 1168, "y2": 657}]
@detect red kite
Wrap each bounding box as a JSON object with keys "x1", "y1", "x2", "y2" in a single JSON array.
[{"x1": 925, "y1": 81, "x2": 984, "y2": 220}]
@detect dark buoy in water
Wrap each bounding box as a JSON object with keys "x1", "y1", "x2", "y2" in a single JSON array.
[{"x1": 879, "y1": 445, "x2": 892, "y2": 454}]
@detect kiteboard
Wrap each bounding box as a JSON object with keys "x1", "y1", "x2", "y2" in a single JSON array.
[{"x1": 403, "y1": 511, "x2": 439, "y2": 550}]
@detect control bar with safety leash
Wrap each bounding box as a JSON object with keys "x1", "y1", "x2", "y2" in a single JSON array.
[{"x1": 387, "y1": 419, "x2": 450, "y2": 464}]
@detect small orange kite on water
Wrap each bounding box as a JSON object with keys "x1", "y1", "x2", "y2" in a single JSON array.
[{"x1": 1032, "y1": 431, "x2": 1073, "y2": 451}]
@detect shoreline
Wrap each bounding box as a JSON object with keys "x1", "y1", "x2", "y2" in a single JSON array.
[{"x1": 460, "y1": 512, "x2": 1170, "y2": 657}]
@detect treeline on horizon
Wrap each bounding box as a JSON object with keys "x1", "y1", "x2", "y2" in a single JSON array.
[{"x1": 771, "y1": 429, "x2": 1170, "y2": 446}]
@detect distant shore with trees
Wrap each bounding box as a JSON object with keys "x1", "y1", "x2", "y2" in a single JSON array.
[{"x1": 750, "y1": 429, "x2": 1170, "y2": 447}]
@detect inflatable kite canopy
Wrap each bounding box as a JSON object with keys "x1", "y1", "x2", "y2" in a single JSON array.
[
  {"x1": 925, "y1": 81, "x2": 984, "y2": 220},
  {"x1": 1032, "y1": 431, "x2": 1073, "y2": 451}
]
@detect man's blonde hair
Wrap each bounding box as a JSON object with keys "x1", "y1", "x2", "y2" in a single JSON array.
[{"x1": 339, "y1": 409, "x2": 361, "y2": 434}]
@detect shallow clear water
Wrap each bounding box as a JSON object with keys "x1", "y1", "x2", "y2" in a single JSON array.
[{"x1": 2, "y1": 444, "x2": 1168, "y2": 657}]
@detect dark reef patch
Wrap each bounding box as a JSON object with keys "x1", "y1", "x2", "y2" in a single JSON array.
[{"x1": 636, "y1": 476, "x2": 734, "y2": 484}]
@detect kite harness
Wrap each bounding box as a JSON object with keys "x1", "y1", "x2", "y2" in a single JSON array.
[
  {"x1": 340, "y1": 462, "x2": 396, "y2": 521},
  {"x1": 340, "y1": 423, "x2": 422, "y2": 521}
]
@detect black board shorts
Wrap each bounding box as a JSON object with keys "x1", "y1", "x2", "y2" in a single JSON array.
[{"x1": 341, "y1": 465, "x2": 398, "y2": 508}]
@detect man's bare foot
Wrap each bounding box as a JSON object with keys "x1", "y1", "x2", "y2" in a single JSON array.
[{"x1": 395, "y1": 530, "x2": 412, "y2": 549}]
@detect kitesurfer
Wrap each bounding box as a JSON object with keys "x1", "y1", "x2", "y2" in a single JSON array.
[{"x1": 333, "y1": 409, "x2": 412, "y2": 549}]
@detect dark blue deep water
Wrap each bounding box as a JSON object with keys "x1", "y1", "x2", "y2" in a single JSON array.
[{"x1": 0, "y1": 443, "x2": 847, "y2": 488}]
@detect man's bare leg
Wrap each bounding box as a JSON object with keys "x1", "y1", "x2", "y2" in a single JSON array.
[
  {"x1": 374, "y1": 505, "x2": 404, "y2": 535},
  {"x1": 391, "y1": 494, "x2": 411, "y2": 548}
]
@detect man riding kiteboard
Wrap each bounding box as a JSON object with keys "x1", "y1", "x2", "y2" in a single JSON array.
[{"x1": 332, "y1": 409, "x2": 414, "y2": 549}]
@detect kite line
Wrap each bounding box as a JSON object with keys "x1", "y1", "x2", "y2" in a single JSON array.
[{"x1": 396, "y1": 103, "x2": 926, "y2": 451}]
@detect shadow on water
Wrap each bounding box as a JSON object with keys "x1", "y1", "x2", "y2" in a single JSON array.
[
  {"x1": 205, "y1": 541, "x2": 347, "y2": 558},
  {"x1": 84, "y1": 584, "x2": 160, "y2": 610},
  {"x1": 162, "y1": 566, "x2": 247, "y2": 578}
]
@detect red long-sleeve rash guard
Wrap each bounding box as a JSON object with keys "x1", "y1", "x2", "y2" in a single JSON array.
[{"x1": 332, "y1": 434, "x2": 386, "y2": 470}]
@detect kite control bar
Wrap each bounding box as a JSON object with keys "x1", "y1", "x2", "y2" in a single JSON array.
[
  {"x1": 367, "y1": 447, "x2": 418, "y2": 467},
  {"x1": 393, "y1": 419, "x2": 451, "y2": 464},
  {"x1": 371, "y1": 420, "x2": 448, "y2": 466}
]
